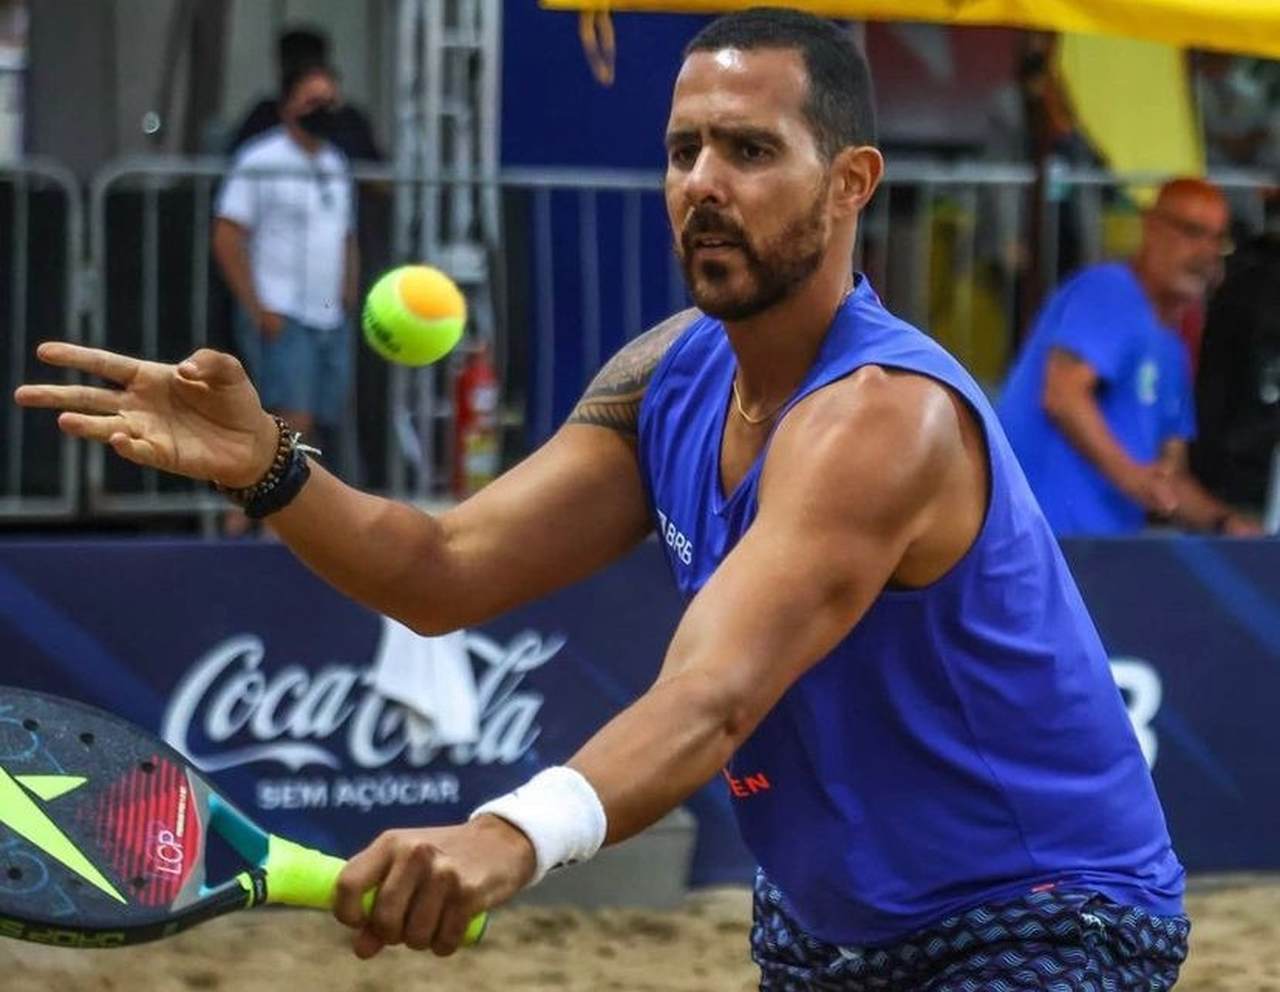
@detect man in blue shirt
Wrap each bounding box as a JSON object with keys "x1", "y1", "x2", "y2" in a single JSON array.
[
  {"x1": 19, "y1": 10, "x2": 1192, "y2": 989},
  {"x1": 998, "y1": 179, "x2": 1260, "y2": 536}
]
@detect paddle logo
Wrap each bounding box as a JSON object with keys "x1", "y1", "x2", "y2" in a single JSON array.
[{"x1": 0, "y1": 768, "x2": 125, "y2": 903}]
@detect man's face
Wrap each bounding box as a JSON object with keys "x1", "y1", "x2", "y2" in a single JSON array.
[
  {"x1": 1143, "y1": 191, "x2": 1231, "y2": 301},
  {"x1": 282, "y1": 71, "x2": 339, "y2": 127},
  {"x1": 664, "y1": 48, "x2": 833, "y2": 320}
]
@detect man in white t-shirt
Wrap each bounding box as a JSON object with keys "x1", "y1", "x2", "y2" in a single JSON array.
[{"x1": 213, "y1": 62, "x2": 358, "y2": 455}]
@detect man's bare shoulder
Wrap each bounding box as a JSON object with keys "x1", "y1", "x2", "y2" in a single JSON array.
[
  {"x1": 766, "y1": 366, "x2": 968, "y2": 515},
  {"x1": 565, "y1": 308, "x2": 701, "y2": 438},
  {"x1": 794, "y1": 365, "x2": 957, "y2": 440}
]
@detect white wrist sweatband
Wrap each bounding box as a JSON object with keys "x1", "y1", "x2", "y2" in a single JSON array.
[{"x1": 470, "y1": 766, "x2": 608, "y2": 886}]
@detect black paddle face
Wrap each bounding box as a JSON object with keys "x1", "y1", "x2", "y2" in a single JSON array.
[{"x1": 0, "y1": 686, "x2": 239, "y2": 946}]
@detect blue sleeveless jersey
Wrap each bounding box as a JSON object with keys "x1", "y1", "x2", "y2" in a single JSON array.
[{"x1": 636, "y1": 277, "x2": 1183, "y2": 945}]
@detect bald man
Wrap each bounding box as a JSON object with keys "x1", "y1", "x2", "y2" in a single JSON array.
[{"x1": 998, "y1": 178, "x2": 1261, "y2": 536}]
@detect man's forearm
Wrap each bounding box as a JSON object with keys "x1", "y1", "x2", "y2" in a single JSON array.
[
  {"x1": 212, "y1": 224, "x2": 263, "y2": 319},
  {"x1": 1047, "y1": 393, "x2": 1143, "y2": 493},
  {"x1": 1169, "y1": 472, "x2": 1234, "y2": 532},
  {"x1": 568, "y1": 669, "x2": 739, "y2": 845},
  {"x1": 266, "y1": 459, "x2": 461, "y2": 633}
]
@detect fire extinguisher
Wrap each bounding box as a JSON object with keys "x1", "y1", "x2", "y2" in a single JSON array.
[{"x1": 452, "y1": 340, "x2": 501, "y2": 499}]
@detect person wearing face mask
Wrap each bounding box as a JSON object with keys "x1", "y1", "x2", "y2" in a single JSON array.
[
  {"x1": 997, "y1": 178, "x2": 1263, "y2": 537},
  {"x1": 212, "y1": 62, "x2": 358, "y2": 498},
  {"x1": 224, "y1": 29, "x2": 389, "y2": 497},
  {"x1": 227, "y1": 27, "x2": 383, "y2": 164}
]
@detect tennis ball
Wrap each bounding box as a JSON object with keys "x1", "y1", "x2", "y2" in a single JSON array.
[{"x1": 362, "y1": 265, "x2": 467, "y2": 366}]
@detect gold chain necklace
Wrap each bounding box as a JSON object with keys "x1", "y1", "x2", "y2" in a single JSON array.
[
  {"x1": 730, "y1": 279, "x2": 856, "y2": 426},
  {"x1": 731, "y1": 379, "x2": 788, "y2": 425}
]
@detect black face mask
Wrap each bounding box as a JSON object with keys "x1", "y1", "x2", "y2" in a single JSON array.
[{"x1": 297, "y1": 105, "x2": 338, "y2": 139}]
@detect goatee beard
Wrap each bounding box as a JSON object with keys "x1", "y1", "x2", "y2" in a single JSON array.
[{"x1": 677, "y1": 185, "x2": 828, "y2": 321}]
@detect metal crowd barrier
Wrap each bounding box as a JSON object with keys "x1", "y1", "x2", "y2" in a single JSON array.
[
  {"x1": 84, "y1": 157, "x2": 438, "y2": 522},
  {"x1": 82, "y1": 158, "x2": 219, "y2": 519},
  {"x1": 0, "y1": 157, "x2": 83, "y2": 520},
  {"x1": 3, "y1": 155, "x2": 1277, "y2": 524},
  {"x1": 506, "y1": 160, "x2": 1040, "y2": 429}
]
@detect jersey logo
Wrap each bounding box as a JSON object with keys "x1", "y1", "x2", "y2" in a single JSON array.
[
  {"x1": 722, "y1": 767, "x2": 771, "y2": 798},
  {"x1": 1136, "y1": 358, "x2": 1160, "y2": 406},
  {"x1": 655, "y1": 508, "x2": 694, "y2": 566}
]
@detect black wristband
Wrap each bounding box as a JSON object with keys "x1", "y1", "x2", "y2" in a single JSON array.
[
  {"x1": 216, "y1": 416, "x2": 317, "y2": 519},
  {"x1": 241, "y1": 445, "x2": 311, "y2": 519}
]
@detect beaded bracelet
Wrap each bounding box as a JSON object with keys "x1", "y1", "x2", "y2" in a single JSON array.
[{"x1": 216, "y1": 416, "x2": 321, "y2": 519}]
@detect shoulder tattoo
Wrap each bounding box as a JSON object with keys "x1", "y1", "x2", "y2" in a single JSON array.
[{"x1": 566, "y1": 308, "x2": 699, "y2": 437}]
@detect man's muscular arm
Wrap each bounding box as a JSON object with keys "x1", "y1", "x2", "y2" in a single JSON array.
[
  {"x1": 19, "y1": 310, "x2": 696, "y2": 636},
  {"x1": 269, "y1": 309, "x2": 698, "y2": 631}
]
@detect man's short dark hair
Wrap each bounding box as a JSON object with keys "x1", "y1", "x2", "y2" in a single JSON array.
[
  {"x1": 684, "y1": 7, "x2": 876, "y2": 160},
  {"x1": 278, "y1": 27, "x2": 330, "y2": 97},
  {"x1": 279, "y1": 27, "x2": 329, "y2": 74}
]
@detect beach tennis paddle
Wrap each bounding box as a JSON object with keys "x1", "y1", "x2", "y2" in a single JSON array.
[{"x1": 0, "y1": 685, "x2": 488, "y2": 948}]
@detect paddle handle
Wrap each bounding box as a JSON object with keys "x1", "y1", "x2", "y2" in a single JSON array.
[{"x1": 264, "y1": 835, "x2": 488, "y2": 945}]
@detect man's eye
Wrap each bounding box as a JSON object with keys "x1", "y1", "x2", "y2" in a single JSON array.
[
  {"x1": 670, "y1": 146, "x2": 698, "y2": 167},
  {"x1": 739, "y1": 142, "x2": 770, "y2": 162}
]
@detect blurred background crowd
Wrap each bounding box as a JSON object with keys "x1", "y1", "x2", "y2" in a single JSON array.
[{"x1": 1, "y1": 0, "x2": 1277, "y2": 538}]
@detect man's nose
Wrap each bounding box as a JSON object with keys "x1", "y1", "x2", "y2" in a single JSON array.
[{"x1": 683, "y1": 149, "x2": 729, "y2": 208}]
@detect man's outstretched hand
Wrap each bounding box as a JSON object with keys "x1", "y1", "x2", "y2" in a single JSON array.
[{"x1": 14, "y1": 343, "x2": 278, "y2": 489}]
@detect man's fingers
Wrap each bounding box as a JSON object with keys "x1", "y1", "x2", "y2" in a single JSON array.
[
  {"x1": 352, "y1": 928, "x2": 387, "y2": 960},
  {"x1": 178, "y1": 349, "x2": 245, "y2": 388},
  {"x1": 365, "y1": 853, "x2": 423, "y2": 946},
  {"x1": 56, "y1": 412, "x2": 128, "y2": 444},
  {"x1": 14, "y1": 384, "x2": 122, "y2": 415},
  {"x1": 51, "y1": 414, "x2": 168, "y2": 472},
  {"x1": 333, "y1": 844, "x2": 392, "y2": 929},
  {"x1": 108, "y1": 433, "x2": 162, "y2": 469},
  {"x1": 35, "y1": 342, "x2": 140, "y2": 384},
  {"x1": 403, "y1": 873, "x2": 450, "y2": 952},
  {"x1": 431, "y1": 900, "x2": 474, "y2": 957}
]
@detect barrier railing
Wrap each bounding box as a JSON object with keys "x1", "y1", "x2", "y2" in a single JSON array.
[
  {"x1": 85, "y1": 157, "x2": 444, "y2": 521},
  {"x1": 504, "y1": 162, "x2": 1038, "y2": 432},
  {"x1": 0, "y1": 157, "x2": 83, "y2": 520},
  {"x1": 3, "y1": 155, "x2": 1277, "y2": 524}
]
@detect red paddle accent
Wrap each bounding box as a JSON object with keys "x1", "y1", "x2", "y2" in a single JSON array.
[{"x1": 80, "y1": 756, "x2": 201, "y2": 906}]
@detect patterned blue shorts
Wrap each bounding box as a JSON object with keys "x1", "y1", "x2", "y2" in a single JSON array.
[{"x1": 751, "y1": 872, "x2": 1189, "y2": 991}]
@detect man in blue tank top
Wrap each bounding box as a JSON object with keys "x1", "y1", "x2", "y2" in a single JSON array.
[{"x1": 17, "y1": 8, "x2": 1188, "y2": 989}]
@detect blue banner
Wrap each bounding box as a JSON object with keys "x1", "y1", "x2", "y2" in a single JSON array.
[
  {"x1": 1062, "y1": 538, "x2": 1280, "y2": 871},
  {"x1": 0, "y1": 538, "x2": 752, "y2": 886},
  {"x1": 0, "y1": 536, "x2": 1277, "y2": 883}
]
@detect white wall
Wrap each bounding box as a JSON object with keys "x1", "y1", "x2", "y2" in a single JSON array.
[{"x1": 25, "y1": 0, "x2": 389, "y2": 174}]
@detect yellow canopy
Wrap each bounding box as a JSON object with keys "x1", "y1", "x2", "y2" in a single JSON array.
[
  {"x1": 1058, "y1": 34, "x2": 1205, "y2": 187},
  {"x1": 541, "y1": 0, "x2": 1280, "y2": 60}
]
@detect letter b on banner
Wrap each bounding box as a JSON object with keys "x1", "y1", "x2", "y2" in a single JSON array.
[{"x1": 1111, "y1": 657, "x2": 1162, "y2": 768}]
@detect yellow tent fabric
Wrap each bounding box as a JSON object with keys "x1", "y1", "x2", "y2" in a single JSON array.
[
  {"x1": 1057, "y1": 33, "x2": 1205, "y2": 194},
  {"x1": 541, "y1": 0, "x2": 1280, "y2": 60}
]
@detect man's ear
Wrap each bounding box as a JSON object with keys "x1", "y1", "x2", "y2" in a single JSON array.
[{"x1": 830, "y1": 145, "x2": 884, "y2": 218}]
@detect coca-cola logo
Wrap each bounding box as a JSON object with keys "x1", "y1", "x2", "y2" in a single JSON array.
[{"x1": 161, "y1": 630, "x2": 564, "y2": 772}]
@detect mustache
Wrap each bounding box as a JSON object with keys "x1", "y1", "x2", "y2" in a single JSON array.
[{"x1": 681, "y1": 207, "x2": 748, "y2": 252}]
